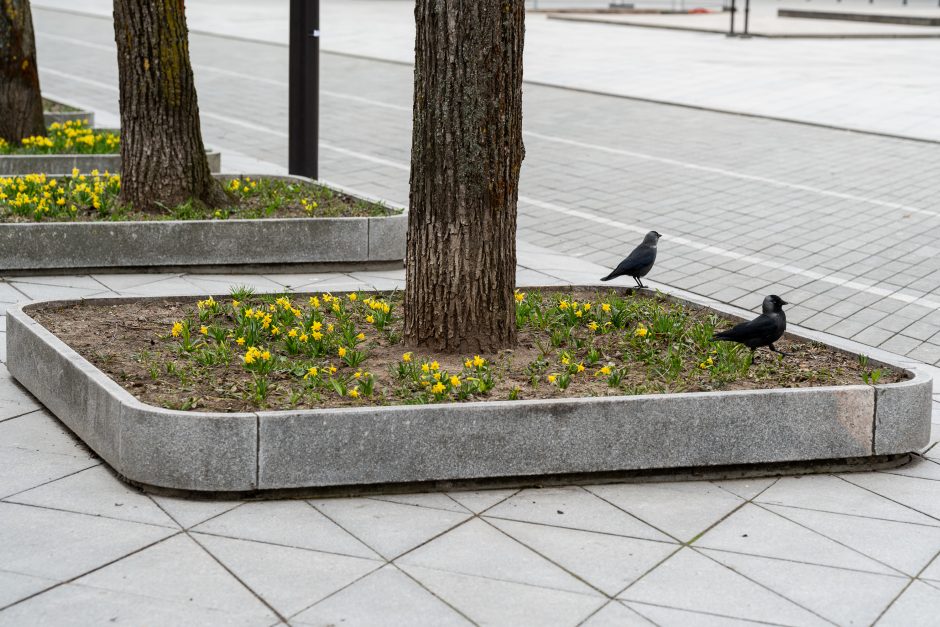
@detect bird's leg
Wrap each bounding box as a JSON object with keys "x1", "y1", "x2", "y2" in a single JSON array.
[
  {"x1": 635, "y1": 277, "x2": 645, "y2": 289},
  {"x1": 769, "y1": 344, "x2": 790, "y2": 358}
]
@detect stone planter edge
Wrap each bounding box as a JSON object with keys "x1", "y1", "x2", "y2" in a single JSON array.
[
  {"x1": 0, "y1": 174, "x2": 407, "y2": 271},
  {"x1": 5, "y1": 287, "x2": 931, "y2": 493}
]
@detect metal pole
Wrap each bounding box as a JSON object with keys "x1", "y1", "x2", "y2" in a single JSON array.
[
  {"x1": 728, "y1": 0, "x2": 736, "y2": 36},
  {"x1": 288, "y1": 0, "x2": 320, "y2": 179},
  {"x1": 742, "y1": 0, "x2": 751, "y2": 37}
]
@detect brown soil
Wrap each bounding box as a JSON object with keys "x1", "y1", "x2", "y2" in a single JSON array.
[{"x1": 28, "y1": 289, "x2": 907, "y2": 413}]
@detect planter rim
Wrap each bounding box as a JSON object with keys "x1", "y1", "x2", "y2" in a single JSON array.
[{"x1": 10, "y1": 289, "x2": 927, "y2": 420}]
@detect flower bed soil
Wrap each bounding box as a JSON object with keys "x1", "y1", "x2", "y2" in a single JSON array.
[{"x1": 29, "y1": 288, "x2": 906, "y2": 414}]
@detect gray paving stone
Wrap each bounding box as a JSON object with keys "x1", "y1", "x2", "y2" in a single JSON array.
[
  {"x1": 445, "y1": 489, "x2": 518, "y2": 514},
  {"x1": 694, "y1": 504, "x2": 896, "y2": 575},
  {"x1": 0, "y1": 583, "x2": 272, "y2": 627},
  {"x1": 192, "y1": 501, "x2": 379, "y2": 559},
  {"x1": 879, "y1": 334, "x2": 924, "y2": 355},
  {"x1": 6, "y1": 465, "x2": 178, "y2": 528},
  {"x1": 586, "y1": 481, "x2": 746, "y2": 543},
  {"x1": 488, "y1": 518, "x2": 677, "y2": 596},
  {"x1": 0, "y1": 570, "x2": 56, "y2": 609},
  {"x1": 485, "y1": 487, "x2": 672, "y2": 543},
  {"x1": 841, "y1": 472, "x2": 940, "y2": 522},
  {"x1": 398, "y1": 564, "x2": 605, "y2": 627},
  {"x1": 755, "y1": 474, "x2": 939, "y2": 526},
  {"x1": 149, "y1": 497, "x2": 243, "y2": 530},
  {"x1": 367, "y1": 493, "x2": 469, "y2": 514},
  {"x1": 195, "y1": 533, "x2": 380, "y2": 619},
  {"x1": 580, "y1": 601, "x2": 655, "y2": 627},
  {"x1": 310, "y1": 498, "x2": 471, "y2": 560},
  {"x1": 74, "y1": 534, "x2": 276, "y2": 620},
  {"x1": 764, "y1": 504, "x2": 940, "y2": 577},
  {"x1": 700, "y1": 549, "x2": 907, "y2": 627},
  {"x1": 0, "y1": 502, "x2": 175, "y2": 581},
  {"x1": 624, "y1": 602, "x2": 771, "y2": 626},
  {"x1": 619, "y1": 548, "x2": 828, "y2": 626},
  {"x1": 292, "y1": 564, "x2": 471, "y2": 626},
  {"x1": 877, "y1": 581, "x2": 940, "y2": 627},
  {"x1": 397, "y1": 518, "x2": 595, "y2": 594}
]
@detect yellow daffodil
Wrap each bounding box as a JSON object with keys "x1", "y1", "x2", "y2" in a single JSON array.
[
  {"x1": 171, "y1": 322, "x2": 183, "y2": 337},
  {"x1": 431, "y1": 382, "x2": 446, "y2": 394},
  {"x1": 472, "y1": 355, "x2": 486, "y2": 367},
  {"x1": 402, "y1": 352, "x2": 413, "y2": 363},
  {"x1": 547, "y1": 374, "x2": 557, "y2": 383},
  {"x1": 450, "y1": 376, "x2": 461, "y2": 387},
  {"x1": 338, "y1": 346, "x2": 347, "y2": 357},
  {"x1": 199, "y1": 326, "x2": 208, "y2": 335},
  {"x1": 236, "y1": 337, "x2": 245, "y2": 345}
]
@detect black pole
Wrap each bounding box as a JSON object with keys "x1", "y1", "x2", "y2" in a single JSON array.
[
  {"x1": 288, "y1": 0, "x2": 319, "y2": 179},
  {"x1": 742, "y1": 0, "x2": 751, "y2": 37},
  {"x1": 728, "y1": 0, "x2": 736, "y2": 36}
]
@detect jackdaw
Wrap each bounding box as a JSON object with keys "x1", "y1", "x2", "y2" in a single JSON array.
[
  {"x1": 712, "y1": 295, "x2": 789, "y2": 358},
  {"x1": 601, "y1": 231, "x2": 661, "y2": 288}
]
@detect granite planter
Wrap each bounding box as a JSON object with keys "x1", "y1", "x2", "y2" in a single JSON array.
[
  {"x1": 5, "y1": 290, "x2": 931, "y2": 495},
  {"x1": 0, "y1": 140, "x2": 221, "y2": 176},
  {"x1": 43, "y1": 98, "x2": 95, "y2": 127},
  {"x1": 0, "y1": 175, "x2": 406, "y2": 271}
]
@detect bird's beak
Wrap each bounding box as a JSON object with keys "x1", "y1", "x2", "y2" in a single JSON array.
[{"x1": 781, "y1": 300, "x2": 790, "y2": 306}]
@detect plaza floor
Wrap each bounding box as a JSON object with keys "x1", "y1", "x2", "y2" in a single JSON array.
[{"x1": 4, "y1": 1, "x2": 940, "y2": 624}]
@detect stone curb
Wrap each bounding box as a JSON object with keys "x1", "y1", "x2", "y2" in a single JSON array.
[
  {"x1": 5, "y1": 287, "x2": 931, "y2": 493},
  {"x1": 43, "y1": 110, "x2": 95, "y2": 128},
  {"x1": 0, "y1": 174, "x2": 407, "y2": 271},
  {"x1": 0, "y1": 141, "x2": 221, "y2": 176}
]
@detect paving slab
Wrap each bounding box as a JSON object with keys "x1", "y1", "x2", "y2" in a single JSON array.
[
  {"x1": 619, "y1": 547, "x2": 829, "y2": 626},
  {"x1": 763, "y1": 504, "x2": 940, "y2": 577},
  {"x1": 703, "y1": 549, "x2": 908, "y2": 626},
  {"x1": 585, "y1": 481, "x2": 747, "y2": 543},
  {"x1": 487, "y1": 518, "x2": 677, "y2": 596},
  {"x1": 877, "y1": 580, "x2": 940, "y2": 626},
  {"x1": 0, "y1": 570, "x2": 56, "y2": 609},
  {"x1": 195, "y1": 533, "x2": 380, "y2": 619},
  {"x1": 580, "y1": 601, "x2": 656, "y2": 627},
  {"x1": 755, "y1": 474, "x2": 940, "y2": 526},
  {"x1": 192, "y1": 500, "x2": 379, "y2": 559},
  {"x1": 310, "y1": 498, "x2": 471, "y2": 560},
  {"x1": 397, "y1": 518, "x2": 596, "y2": 594},
  {"x1": 0, "y1": 583, "x2": 273, "y2": 627},
  {"x1": 291, "y1": 564, "x2": 472, "y2": 626},
  {"x1": 398, "y1": 564, "x2": 605, "y2": 627},
  {"x1": 484, "y1": 486, "x2": 672, "y2": 543},
  {"x1": 73, "y1": 534, "x2": 276, "y2": 620},
  {"x1": 0, "y1": 502, "x2": 175, "y2": 581},
  {"x1": 5, "y1": 465, "x2": 179, "y2": 528}
]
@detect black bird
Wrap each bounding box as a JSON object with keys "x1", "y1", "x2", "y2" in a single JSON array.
[
  {"x1": 601, "y1": 231, "x2": 661, "y2": 288},
  {"x1": 712, "y1": 295, "x2": 789, "y2": 359}
]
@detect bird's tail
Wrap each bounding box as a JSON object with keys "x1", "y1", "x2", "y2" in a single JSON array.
[
  {"x1": 600, "y1": 272, "x2": 616, "y2": 282},
  {"x1": 712, "y1": 331, "x2": 731, "y2": 341}
]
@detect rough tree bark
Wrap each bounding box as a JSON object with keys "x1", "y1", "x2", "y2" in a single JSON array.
[
  {"x1": 113, "y1": 0, "x2": 226, "y2": 213},
  {"x1": 404, "y1": 0, "x2": 525, "y2": 353},
  {"x1": 0, "y1": 0, "x2": 44, "y2": 143}
]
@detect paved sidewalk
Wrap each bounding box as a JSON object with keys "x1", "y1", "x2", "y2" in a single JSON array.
[
  {"x1": 33, "y1": 0, "x2": 940, "y2": 141},
  {"x1": 2, "y1": 247, "x2": 940, "y2": 625}
]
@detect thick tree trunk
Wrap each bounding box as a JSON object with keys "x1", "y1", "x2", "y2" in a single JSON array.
[
  {"x1": 0, "y1": 0, "x2": 44, "y2": 143},
  {"x1": 404, "y1": 0, "x2": 525, "y2": 354},
  {"x1": 113, "y1": 0, "x2": 226, "y2": 213}
]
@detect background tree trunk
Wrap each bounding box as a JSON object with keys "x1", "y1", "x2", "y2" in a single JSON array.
[
  {"x1": 404, "y1": 0, "x2": 525, "y2": 354},
  {"x1": 113, "y1": 0, "x2": 226, "y2": 213},
  {"x1": 0, "y1": 0, "x2": 44, "y2": 143}
]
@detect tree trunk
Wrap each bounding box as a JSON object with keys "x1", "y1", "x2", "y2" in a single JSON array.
[
  {"x1": 0, "y1": 0, "x2": 44, "y2": 143},
  {"x1": 113, "y1": 0, "x2": 226, "y2": 213},
  {"x1": 404, "y1": 0, "x2": 525, "y2": 354}
]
